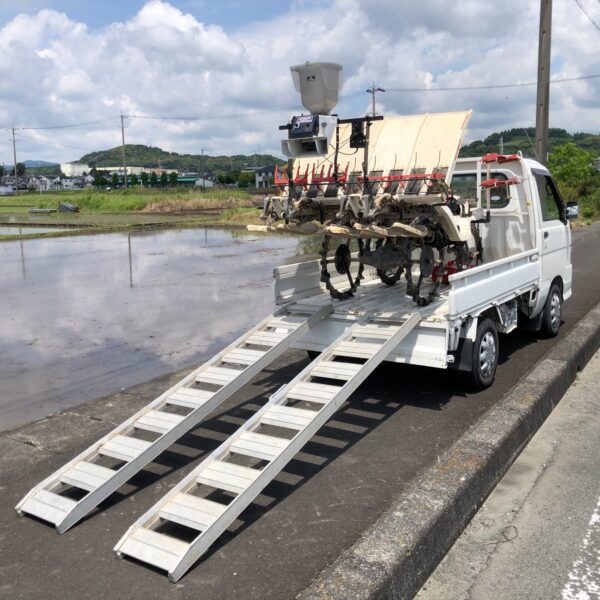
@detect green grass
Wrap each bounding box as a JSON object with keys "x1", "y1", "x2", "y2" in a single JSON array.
[
  {"x1": 578, "y1": 191, "x2": 600, "y2": 223},
  {"x1": 0, "y1": 187, "x2": 263, "y2": 240},
  {"x1": 18, "y1": 187, "x2": 254, "y2": 213}
]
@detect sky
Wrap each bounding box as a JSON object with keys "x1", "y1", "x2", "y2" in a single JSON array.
[{"x1": 0, "y1": 0, "x2": 599, "y2": 164}]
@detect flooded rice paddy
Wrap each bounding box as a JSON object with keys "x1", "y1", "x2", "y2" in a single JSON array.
[
  {"x1": 0, "y1": 225, "x2": 78, "y2": 235},
  {"x1": 0, "y1": 228, "x2": 308, "y2": 429}
]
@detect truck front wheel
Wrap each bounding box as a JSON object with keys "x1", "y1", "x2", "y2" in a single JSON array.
[
  {"x1": 541, "y1": 283, "x2": 562, "y2": 338},
  {"x1": 467, "y1": 318, "x2": 499, "y2": 390}
]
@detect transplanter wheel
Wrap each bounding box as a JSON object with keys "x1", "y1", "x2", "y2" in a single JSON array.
[
  {"x1": 319, "y1": 235, "x2": 368, "y2": 300},
  {"x1": 375, "y1": 239, "x2": 404, "y2": 286}
]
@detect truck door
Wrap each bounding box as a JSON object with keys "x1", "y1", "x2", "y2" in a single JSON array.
[{"x1": 533, "y1": 171, "x2": 570, "y2": 290}]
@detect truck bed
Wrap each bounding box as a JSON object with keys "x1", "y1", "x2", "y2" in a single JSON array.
[{"x1": 275, "y1": 248, "x2": 541, "y2": 369}]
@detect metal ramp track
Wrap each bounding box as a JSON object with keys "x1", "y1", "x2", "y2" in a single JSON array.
[
  {"x1": 15, "y1": 304, "x2": 332, "y2": 533},
  {"x1": 114, "y1": 312, "x2": 421, "y2": 582}
]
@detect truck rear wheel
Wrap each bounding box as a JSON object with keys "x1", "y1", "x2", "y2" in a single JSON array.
[
  {"x1": 541, "y1": 283, "x2": 562, "y2": 338},
  {"x1": 467, "y1": 318, "x2": 499, "y2": 390}
]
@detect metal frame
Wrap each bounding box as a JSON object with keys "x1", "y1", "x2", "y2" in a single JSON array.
[
  {"x1": 16, "y1": 304, "x2": 332, "y2": 533},
  {"x1": 114, "y1": 312, "x2": 421, "y2": 582}
]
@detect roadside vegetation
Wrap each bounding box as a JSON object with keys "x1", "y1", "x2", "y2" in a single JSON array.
[{"x1": 548, "y1": 143, "x2": 600, "y2": 223}]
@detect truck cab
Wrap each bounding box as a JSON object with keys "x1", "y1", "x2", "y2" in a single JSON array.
[{"x1": 452, "y1": 156, "x2": 573, "y2": 331}]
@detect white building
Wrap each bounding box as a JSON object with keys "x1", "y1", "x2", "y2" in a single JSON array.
[
  {"x1": 61, "y1": 163, "x2": 89, "y2": 177},
  {"x1": 61, "y1": 178, "x2": 83, "y2": 190},
  {"x1": 194, "y1": 177, "x2": 215, "y2": 188},
  {"x1": 95, "y1": 166, "x2": 147, "y2": 176}
]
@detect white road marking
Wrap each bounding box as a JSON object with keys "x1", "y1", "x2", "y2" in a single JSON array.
[{"x1": 562, "y1": 492, "x2": 600, "y2": 599}]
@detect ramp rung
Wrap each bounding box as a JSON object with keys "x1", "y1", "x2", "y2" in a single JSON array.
[
  {"x1": 159, "y1": 494, "x2": 226, "y2": 531},
  {"x1": 195, "y1": 366, "x2": 241, "y2": 386},
  {"x1": 221, "y1": 348, "x2": 266, "y2": 366},
  {"x1": 261, "y1": 405, "x2": 316, "y2": 430},
  {"x1": 135, "y1": 410, "x2": 186, "y2": 435},
  {"x1": 166, "y1": 388, "x2": 214, "y2": 409},
  {"x1": 266, "y1": 316, "x2": 306, "y2": 330},
  {"x1": 245, "y1": 331, "x2": 287, "y2": 347},
  {"x1": 352, "y1": 324, "x2": 402, "y2": 339},
  {"x1": 310, "y1": 360, "x2": 363, "y2": 381},
  {"x1": 18, "y1": 490, "x2": 78, "y2": 525},
  {"x1": 286, "y1": 381, "x2": 340, "y2": 404},
  {"x1": 197, "y1": 460, "x2": 261, "y2": 494},
  {"x1": 99, "y1": 435, "x2": 153, "y2": 462},
  {"x1": 118, "y1": 528, "x2": 190, "y2": 573},
  {"x1": 60, "y1": 461, "x2": 115, "y2": 492},
  {"x1": 333, "y1": 341, "x2": 381, "y2": 359},
  {"x1": 230, "y1": 432, "x2": 290, "y2": 461}
]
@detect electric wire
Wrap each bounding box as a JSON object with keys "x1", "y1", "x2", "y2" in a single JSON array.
[
  {"x1": 125, "y1": 106, "x2": 300, "y2": 121},
  {"x1": 18, "y1": 117, "x2": 118, "y2": 131},
  {"x1": 385, "y1": 73, "x2": 600, "y2": 92},
  {"x1": 572, "y1": 0, "x2": 600, "y2": 32}
]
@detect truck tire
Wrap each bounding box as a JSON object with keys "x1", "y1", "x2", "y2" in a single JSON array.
[
  {"x1": 540, "y1": 283, "x2": 562, "y2": 338},
  {"x1": 467, "y1": 318, "x2": 499, "y2": 390}
]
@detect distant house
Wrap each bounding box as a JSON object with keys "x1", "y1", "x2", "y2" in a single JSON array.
[
  {"x1": 61, "y1": 177, "x2": 83, "y2": 190},
  {"x1": 36, "y1": 176, "x2": 54, "y2": 191},
  {"x1": 253, "y1": 165, "x2": 276, "y2": 188},
  {"x1": 194, "y1": 177, "x2": 215, "y2": 189},
  {"x1": 83, "y1": 174, "x2": 94, "y2": 188}
]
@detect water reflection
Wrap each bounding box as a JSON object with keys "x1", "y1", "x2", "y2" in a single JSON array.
[{"x1": 0, "y1": 228, "x2": 300, "y2": 429}]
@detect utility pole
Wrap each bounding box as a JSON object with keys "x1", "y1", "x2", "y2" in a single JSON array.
[
  {"x1": 11, "y1": 127, "x2": 19, "y2": 196},
  {"x1": 366, "y1": 82, "x2": 385, "y2": 117},
  {"x1": 201, "y1": 148, "x2": 205, "y2": 191},
  {"x1": 535, "y1": 0, "x2": 552, "y2": 165},
  {"x1": 120, "y1": 112, "x2": 128, "y2": 188},
  {"x1": 499, "y1": 135, "x2": 504, "y2": 154}
]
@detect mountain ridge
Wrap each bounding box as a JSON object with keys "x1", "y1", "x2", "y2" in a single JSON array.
[
  {"x1": 77, "y1": 144, "x2": 286, "y2": 173},
  {"x1": 459, "y1": 127, "x2": 600, "y2": 158}
]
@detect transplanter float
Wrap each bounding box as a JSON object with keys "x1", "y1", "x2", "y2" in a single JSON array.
[{"x1": 16, "y1": 62, "x2": 578, "y2": 582}]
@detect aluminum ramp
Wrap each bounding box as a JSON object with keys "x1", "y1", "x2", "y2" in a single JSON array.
[
  {"x1": 15, "y1": 304, "x2": 331, "y2": 533},
  {"x1": 114, "y1": 312, "x2": 421, "y2": 582}
]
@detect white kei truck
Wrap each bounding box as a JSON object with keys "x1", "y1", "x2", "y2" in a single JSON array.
[{"x1": 15, "y1": 150, "x2": 578, "y2": 582}]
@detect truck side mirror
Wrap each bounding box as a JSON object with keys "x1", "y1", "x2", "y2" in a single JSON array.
[{"x1": 565, "y1": 201, "x2": 579, "y2": 220}]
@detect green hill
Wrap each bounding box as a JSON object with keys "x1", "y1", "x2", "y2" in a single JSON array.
[
  {"x1": 77, "y1": 145, "x2": 285, "y2": 173},
  {"x1": 459, "y1": 128, "x2": 600, "y2": 158}
]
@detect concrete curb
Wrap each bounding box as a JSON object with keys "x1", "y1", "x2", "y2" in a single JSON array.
[{"x1": 298, "y1": 301, "x2": 600, "y2": 600}]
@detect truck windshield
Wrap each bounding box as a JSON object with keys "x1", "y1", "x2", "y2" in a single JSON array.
[{"x1": 451, "y1": 172, "x2": 509, "y2": 208}]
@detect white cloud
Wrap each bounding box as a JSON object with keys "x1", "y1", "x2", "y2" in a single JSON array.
[{"x1": 0, "y1": 0, "x2": 599, "y2": 163}]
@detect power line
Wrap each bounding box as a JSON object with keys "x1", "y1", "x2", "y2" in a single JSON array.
[
  {"x1": 126, "y1": 106, "x2": 300, "y2": 121},
  {"x1": 18, "y1": 117, "x2": 117, "y2": 131},
  {"x1": 125, "y1": 91, "x2": 365, "y2": 122},
  {"x1": 572, "y1": 0, "x2": 600, "y2": 31},
  {"x1": 385, "y1": 72, "x2": 600, "y2": 92}
]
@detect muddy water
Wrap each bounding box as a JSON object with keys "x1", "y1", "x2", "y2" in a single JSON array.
[{"x1": 0, "y1": 228, "x2": 305, "y2": 430}]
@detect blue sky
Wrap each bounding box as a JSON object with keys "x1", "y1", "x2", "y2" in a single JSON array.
[
  {"x1": 0, "y1": 0, "x2": 293, "y2": 31},
  {"x1": 0, "y1": 0, "x2": 599, "y2": 163}
]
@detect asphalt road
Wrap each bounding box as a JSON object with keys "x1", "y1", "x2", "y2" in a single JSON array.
[
  {"x1": 1, "y1": 223, "x2": 599, "y2": 600},
  {"x1": 417, "y1": 349, "x2": 600, "y2": 600}
]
